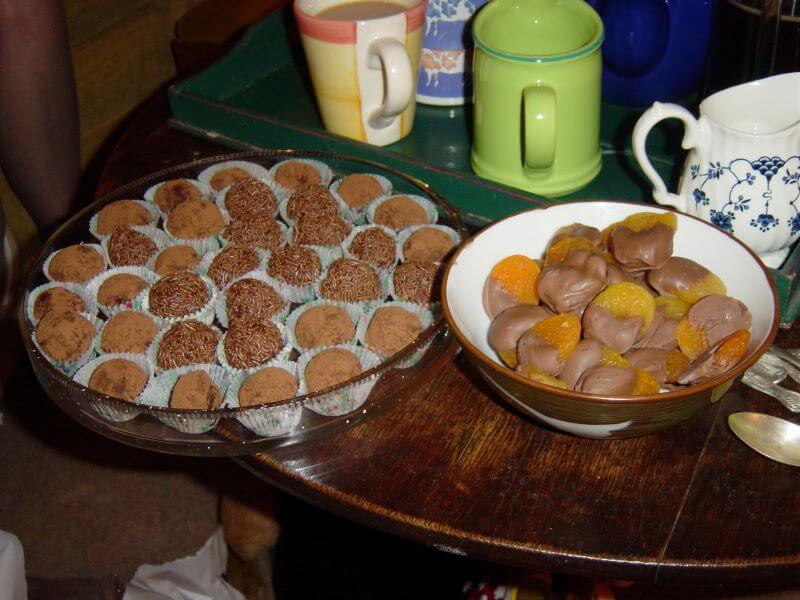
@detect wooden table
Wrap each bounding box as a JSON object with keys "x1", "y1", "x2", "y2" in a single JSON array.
[{"x1": 97, "y1": 95, "x2": 800, "y2": 587}]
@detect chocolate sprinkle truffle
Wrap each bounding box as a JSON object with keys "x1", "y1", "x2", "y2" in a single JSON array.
[
  {"x1": 154, "y1": 245, "x2": 201, "y2": 276},
  {"x1": 267, "y1": 245, "x2": 322, "y2": 287},
  {"x1": 349, "y1": 227, "x2": 396, "y2": 268},
  {"x1": 153, "y1": 179, "x2": 204, "y2": 214},
  {"x1": 33, "y1": 287, "x2": 86, "y2": 321},
  {"x1": 88, "y1": 358, "x2": 148, "y2": 401},
  {"x1": 295, "y1": 305, "x2": 355, "y2": 349},
  {"x1": 166, "y1": 198, "x2": 225, "y2": 239},
  {"x1": 35, "y1": 310, "x2": 95, "y2": 362},
  {"x1": 209, "y1": 167, "x2": 254, "y2": 191},
  {"x1": 148, "y1": 272, "x2": 209, "y2": 318},
  {"x1": 97, "y1": 273, "x2": 148, "y2": 307},
  {"x1": 100, "y1": 311, "x2": 158, "y2": 354},
  {"x1": 293, "y1": 212, "x2": 351, "y2": 247},
  {"x1": 403, "y1": 227, "x2": 456, "y2": 262},
  {"x1": 224, "y1": 178, "x2": 278, "y2": 220},
  {"x1": 274, "y1": 161, "x2": 321, "y2": 190},
  {"x1": 157, "y1": 320, "x2": 219, "y2": 370},
  {"x1": 286, "y1": 184, "x2": 338, "y2": 221},
  {"x1": 107, "y1": 229, "x2": 158, "y2": 267},
  {"x1": 238, "y1": 367, "x2": 297, "y2": 406},
  {"x1": 48, "y1": 244, "x2": 105, "y2": 283},
  {"x1": 96, "y1": 200, "x2": 152, "y2": 235},
  {"x1": 223, "y1": 216, "x2": 283, "y2": 250},
  {"x1": 374, "y1": 196, "x2": 428, "y2": 230},
  {"x1": 392, "y1": 261, "x2": 439, "y2": 304},
  {"x1": 226, "y1": 278, "x2": 285, "y2": 322},
  {"x1": 207, "y1": 245, "x2": 261, "y2": 288},
  {"x1": 170, "y1": 370, "x2": 222, "y2": 409},
  {"x1": 305, "y1": 348, "x2": 362, "y2": 393},
  {"x1": 365, "y1": 306, "x2": 423, "y2": 356},
  {"x1": 319, "y1": 258, "x2": 382, "y2": 303},
  {"x1": 223, "y1": 316, "x2": 284, "y2": 369},
  {"x1": 337, "y1": 174, "x2": 384, "y2": 209}
]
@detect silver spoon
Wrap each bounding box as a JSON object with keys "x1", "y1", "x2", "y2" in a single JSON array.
[
  {"x1": 729, "y1": 412, "x2": 800, "y2": 467},
  {"x1": 749, "y1": 359, "x2": 788, "y2": 385}
]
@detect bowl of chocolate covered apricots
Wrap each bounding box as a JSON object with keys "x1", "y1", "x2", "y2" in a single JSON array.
[{"x1": 442, "y1": 202, "x2": 779, "y2": 438}]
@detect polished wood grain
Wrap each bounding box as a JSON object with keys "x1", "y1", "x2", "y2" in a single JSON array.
[{"x1": 97, "y1": 92, "x2": 800, "y2": 586}]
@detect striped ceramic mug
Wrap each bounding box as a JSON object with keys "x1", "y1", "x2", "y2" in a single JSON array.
[{"x1": 294, "y1": 0, "x2": 425, "y2": 146}]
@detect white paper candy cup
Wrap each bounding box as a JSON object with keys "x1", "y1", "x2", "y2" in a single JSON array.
[
  {"x1": 95, "y1": 310, "x2": 161, "y2": 356},
  {"x1": 86, "y1": 266, "x2": 158, "y2": 318},
  {"x1": 73, "y1": 352, "x2": 153, "y2": 422},
  {"x1": 197, "y1": 246, "x2": 268, "y2": 290},
  {"x1": 147, "y1": 323, "x2": 223, "y2": 374},
  {"x1": 215, "y1": 270, "x2": 290, "y2": 328},
  {"x1": 223, "y1": 359, "x2": 304, "y2": 437},
  {"x1": 43, "y1": 243, "x2": 107, "y2": 283},
  {"x1": 26, "y1": 282, "x2": 99, "y2": 327},
  {"x1": 141, "y1": 274, "x2": 218, "y2": 329},
  {"x1": 139, "y1": 364, "x2": 231, "y2": 433},
  {"x1": 145, "y1": 241, "x2": 205, "y2": 275},
  {"x1": 313, "y1": 261, "x2": 392, "y2": 312},
  {"x1": 329, "y1": 173, "x2": 392, "y2": 223},
  {"x1": 365, "y1": 194, "x2": 439, "y2": 230},
  {"x1": 218, "y1": 218, "x2": 288, "y2": 251},
  {"x1": 263, "y1": 245, "x2": 341, "y2": 303},
  {"x1": 100, "y1": 225, "x2": 169, "y2": 269},
  {"x1": 286, "y1": 299, "x2": 362, "y2": 353},
  {"x1": 342, "y1": 225, "x2": 399, "y2": 272},
  {"x1": 268, "y1": 159, "x2": 333, "y2": 199},
  {"x1": 217, "y1": 321, "x2": 292, "y2": 375},
  {"x1": 144, "y1": 178, "x2": 213, "y2": 220},
  {"x1": 31, "y1": 311, "x2": 104, "y2": 377},
  {"x1": 89, "y1": 200, "x2": 160, "y2": 241},
  {"x1": 298, "y1": 344, "x2": 382, "y2": 416},
  {"x1": 215, "y1": 179, "x2": 280, "y2": 220},
  {"x1": 397, "y1": 224, "x2": 462, "y2": 263},
  {"x1": 356, "y1": 301, "x2": 435, "y2": 368}
]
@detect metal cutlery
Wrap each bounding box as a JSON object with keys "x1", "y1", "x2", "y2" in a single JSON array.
[{"x1": 729, "y1": 412, "x2": 800, "y2": 467}]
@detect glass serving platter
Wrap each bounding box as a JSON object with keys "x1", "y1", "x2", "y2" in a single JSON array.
[{"x1": 18, "y1": 150, "x2": 465, "y2": 456}]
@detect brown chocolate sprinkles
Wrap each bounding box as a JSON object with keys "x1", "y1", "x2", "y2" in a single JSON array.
[
  {"x1": 320, "y1": 258, "x2": 381, "y2": 303},
  {"x1": 224, "y1": 317, "x2": 284, "y2": 369},
  {"x1": 149, "y1": 271, "x2": 209, "y2": 318}
]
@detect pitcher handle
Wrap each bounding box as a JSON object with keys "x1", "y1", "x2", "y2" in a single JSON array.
[
  {"x1": 523, "y1": 86, "x2": 556, "y2": 171},
  {"x1": 632, "y1": 102, "x2": 702, "y2": 212},
  {"x1": 367, "y1": 38, "x2": 413, "y2": 129}
]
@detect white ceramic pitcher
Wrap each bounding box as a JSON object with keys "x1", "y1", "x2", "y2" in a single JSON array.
[{"x1": 633, "y1": 72, "x2": 800, "y2": 267}]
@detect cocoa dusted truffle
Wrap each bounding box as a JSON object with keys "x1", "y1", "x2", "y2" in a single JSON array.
[
  {"x1": 223, "y1": 216, "x2": 283, "y2": 250},
  {"x1": 364, "y1": 306, "x2": 423, "y2": 356},
  {"x1": 224, "y1": 178, "x2": 277, "y2": 220},
  {"x1": 274, "y1": 161, "x2": 321, "y2": 190},
  {"x1": 35, "y1": 310, "x2": 95, "y2": 361},
  {"x1": 107, "y1": 229, "x2": 158, "y2": 267},
  {"x1": 537, "y1": 250, "x2": 606, "y2": 314},
  {"x1": 96, "y1": 200, "x2": 152, "y2": 235},
  {"x1": 153, "y1": 179, "x2": 204, "y2": 213},
  {"x1": 295, "y1": 305, "x2": 355, "y2": 349},
  {"x1": 148, "y1": 272, "x2": 209, "y2": 319},
  {"x1": 560, "y1": 339, "x2": 604, "y2": 389},
  {"x1": 577, "y1": 365, "x2": 637, "y2": 395},
  {"x1": 304, "y1": 347, "x2": 362, "y2": 392},
  {"x1": 392, "y1": 261, "x2": 439, "y2": 304},
  {"x1": 402, "y1": 227, "x2": 456, "y2": 263},
  {"x1": 207, "y1": 245, "x2": 261, "y2": 288},
  {"x1": 209, "y1": 167, "x2": 255, "y2": 191},
  {"x1": 157, "y1": 320, "x2": 219, "y2": 370},
  {"x1": 226, "y1": 278, "x2": 285, "y2": 322},
  {"x1": 48, "y1": 244, "x2": 105, "y2": 283},
  {"x1": 223, "y1": 316, "x2": 284, "y2": 369},
  {"x1": 88, "y1": 359, "x2": 148, "y2": 401},
  {"x1": 610, "y1": 223, "x2": 674, "y2": 271},
  {"x1": 320, "y1": 258, "x2": 382, "y2": 303},
  {"x1": 33, "y1": 287, "x2": 86, "y2": 321},
  {"x1": 267, "y1": 245, "x2": 322, "y2": 287},
  {"x1": 293, "y1": 212, "x2": 351, "y2": 247},
  {"x1": 488, "y1": 304, "x2": 552, "y2": 358},
  {"x1": 100, "y1": 311, "x2": 158, "y2": 354},
  {"x1": 154, "y1": 245, "x2": 201, "y2": 276},
  {"x1": 97, "y1": 273, "x2": 148, "y2": 307},
  {"x1": 582, "y1": 303, "x2": 644, "y2": 354},
  {"x1": 337, "y1": 174, "x2": 384, "y2": 209},
  {"x1": 349, "y1": 227, "x2": 396, "y2": 268},
  {"x1": 170, "y1": 370, "x2": 222, "y2": 409},
  {"x1": 286, "y1": 184, "x2": 338, "y2": 221},
  {"x1": 374, "y1": 196, "x2": 428, "y2": 230},
  {"x1": 239, "y1": 367, "x2": 298, "y2": 406},
  {"x1": 166, "y1": 199, "x2": 225, "y2": 239}
]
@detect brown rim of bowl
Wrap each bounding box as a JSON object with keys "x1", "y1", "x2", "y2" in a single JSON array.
[
  {"x1": 19, "y1": 149, "x2": 469, "y2": 417},
  {"x1": 441, "y1": 200, "x2": 780, "y2": 405}
]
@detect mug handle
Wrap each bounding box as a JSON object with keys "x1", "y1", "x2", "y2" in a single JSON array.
[
  {"x1": 523, "y1": 86, "x2": 556, "y2": 171},
  {"x1": 367, "y1": 38, "x2": 413, "y2": 129},
  {"x1": 632, "y1": 102, "x2": 703, "y2": 212}
]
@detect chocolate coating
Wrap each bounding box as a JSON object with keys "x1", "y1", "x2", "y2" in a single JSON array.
[
  {"x1": 548, "y1": 224, "x2": 602, "y2": 248},
  {"x1": 560, "y1": 339, "x2": 604, "y2": 389},
  {"x1": 633, "y1": 305, "x2": 678, "y2": 351},
  {"x1": 488, "y1": 305, "x2": 552, "y2": 354},
  {"x1": 482, "y1": 276, "x2": 524, "y2": 319},
  {"x1": 610, "y1": 223, "x2": 674, "y2": 271},
  {"x1": 687, "y1": 295, "x2": 751, "y2": 348},
  {"x1": 624, "y1": 348, "x2": 669, "y2": 384},
  {"x1": 582, "y1": 303, "x2": 644, "y2": 354},
  {"x1": 677, "y1": 339, "x2": 730, "y2": 385},
  {"x1": 648, "y1": 257, "x2": 714, "y2": 297},
  {"x1": 537, "y1": 253, "x2": 606, "y2": 314},
  {"x1": 577, "y1": 365, "x2": 637, "y2": 395},
  {"x1": 515, "y1": 330, "x2": 562, "y2": 376}
]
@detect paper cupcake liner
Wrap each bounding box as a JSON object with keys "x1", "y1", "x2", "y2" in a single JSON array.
[
  {"x1": 86, "y1": 266, "x2": 159, "y2": 318},
  {"x1": 43, "y1": 243, "x2": 107, "y2": 283},
  {"x1": 365, "y1": 194, "x2": 439, "y2": 230},
  {"x1": 144, "y1": 179, "x2": 213, "y2": 220},
  {"x1": 95, "y1": 310, "x2": 162, "y2": 356},
  {"x1": 263, "y1": 245, "x2": 341, "y2": 303},
  {"x1": 147, "y1": 323, "x2": 223, "y2": 374},
  {"x1": 89, "y1": 200, "x2": 160, "y2": 241},
  {"x1": 218, "y1": 219, "x2": 288, "y2": 250},
  {"x1": 100, "y1": 225, "x2": 169, "y2": 269},
  {"x1": 73, "y1": 352, "x2": 153, "y2": 422},
  {"x1": 214, "y1": 269, "x2": 291, "y2": 328},
  {"x1": 286, "y1": 299, "x2": 363, "y2": 353},
  {"x1": 268, "y1": 159, "x2": 333, "y2": 200},
  {"x1": 277, "y1": 193, "x2": 353, "y2": 227},
  {"x1": 329, "y1": 173, "x2": 392, "y2": 223},
  {"x1": 223, "y1": 359, "x2": 304, "y2": 436},
  {"x1": 342, "y1": 225, "x2": 400, "y2": 272},
  {"x1": 141, "y1": 274, "x2": 219, "y2": 329},
  {"x1": 356, "y1": 301, "x2": 435, "y2": 368},
  {"x1": 297, "y1": 344, "x2": 382, "y2": 416},
  {"x1": 197, "y1": 161, "x2": 271, "y2": 191},
  {"x1": 388, "y1": 263, "x2": 444, "y2": 307},
  {"x1": 216, "y1": 321, "x2": 293, "y2": 375},
  {"x1": 197, "y1": 246, "x2": 269, "y2": 290},
  {"x1": 397, "y1": 224, "x2": 462, "y2": 263},
  {"x1": 139, "y1": 364, "x2": 231, "y2": 433},
  {"x1": 145, "y1": 240, "x2": 205, "y2": 275},
  {"x1": 214, "y1": 179, "x2": 280, "y2": 220},
  {"x1": 31, "y1": 311, "x2": 104, "y2": 377},
  {"x1": 313, "y1": 261, "x2": 392, "y2": 312},
  {"x1": 25, "y1": 281, "x2": 99, "y2": 327}
]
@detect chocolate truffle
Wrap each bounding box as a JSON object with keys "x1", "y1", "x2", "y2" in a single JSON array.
[
  {"x1": 107, "y1": 229, "x2": 157, "y2": 267},
  {"x1": 295, "y1": 305, "x2": 355, "y2": 349},
  {"x1": 226, "y1": 278, "x2": 285, "y2": 322},
  {"x1": 364, "y1": 306, "x2": 423, "y2": 356},
  {"x1": 88, "y1": 358, "x2": 148, "y2": 401},
  {"x1": 304, "y1": 348, "x2": 362, "y2": 393},
  {"x1": 100, "y1": 311, "x2": 158, "y2": 354},
  {"x1": 48, "y1": 244, "x2": 104, "y2": 283},
  {"x1": 170, "y1": 370, "x2": 222, "y2": 409},
  {"x1": 488, "y1": 304, "x2": 552, "y2": 357},
  {"x1": 515, "y1": 329, "x2": 563, "y2": 376},
  {"x1": 610, "y1": 223, "x2": 674, "y2": 271},
  {"x1": 402, "y1": 227, "x2": 455, "y2": 263},
  {"x1": 392, "y1": 261, "x2": 439, "y2": 304},
  {"x1": 209, "y1": 167, "x2": 255, "y2": 191},
  {"x1": 97, "y1": 273, "x2": 148, "y2": 307},
  {"x1": 548, "y1": 223, "x2": 602, "y2": 249},
  {"x1": 293, "y1": 212, "x2": 351, "y2": 247},
  {"x1": 582, "y1": 303, "x2": 644, "y2": 354},
  {"x1": 33, "y1": 287, "x2": 86, "y2": 321},
  {"x1": 286, "y1": 184, "x2": 338, "y2": 221},
  {"x1": 337, "y1": 174, "x2": 384, "y2": 209},
  {"x1": 560, "y1": 339, "x2": 604, "y2": 389},
  {"x1": 166, "y1": 199, "x2": 224, "y2": 239},
  {"x1": 96, "y1": 200, "x2": 152, "y2": 235},
  {"x1": 224, "y1": 317, "x2": 284, "y2": 369},
  {"x1": 274, "y1": 161, "x2": 321, "y2": 190},
  {"x1": 223, "y1": 216, "x2": 283, "y2": 250},
  {"x1": 267, "y1": 245, "x2": 322, "y2": 287},
  {"x1": 148, "y1": 272, "x2": 209, "y2": 318},
  {"x1": 224, "y1": 178, "x2": 277, "y2": 220},
  {"x1": 348, "y1": 227, "x2": 396, "y2": 268},
  {"x1": 238, "y1": 367, "x2": 298, "y2": 406},
  {"x1": 157, "y1": 320, "x2": 219, "y2": 370},
  {"x1": 154, "y1": 245, "x2": 201, "y2": 276},
  {"x1": 207, "y1": 245, "x2": 261, "y2": 288},
  {"x1": 153, "y1": 179, "x2": 204, "y2": 213},
  {"x1": 683, "y1": 295, "x2": 751, "y2": 349},
  {"x1": 374, "y1": 196, "x2": 428, "y2": 230},
  {"x1": 35, "y1": 310, "x2": 95, "y2": 362},
  {"x1": 576, "y1": 365, "x2": 637, "y2": 395},
  {"x1": 537, "y1": 251, "x2": 607, "y2": 314},
  {"x1": 320, "y1": 258, "x2": 382, "y2": 303}
]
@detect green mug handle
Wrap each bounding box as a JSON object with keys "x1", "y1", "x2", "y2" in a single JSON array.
[{"x1": 523, "y1": 86, "x2": 556, "y2": 171}]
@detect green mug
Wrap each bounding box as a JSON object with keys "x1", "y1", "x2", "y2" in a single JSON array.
[{"x1": 471, "y1": 0, "x2": 604, "y2": 197}]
